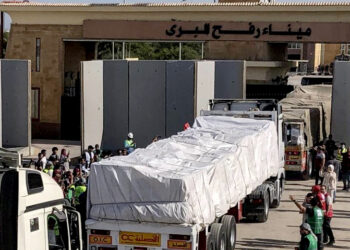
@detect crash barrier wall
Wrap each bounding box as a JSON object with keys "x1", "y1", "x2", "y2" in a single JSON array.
[
  {"x1": 81, "y1": 60, "x2": 244, "y2": 150},
  {"x1": 129, "y1": 61, "x2": 167, "y2": 148},
  {"x1": 195, "y1": 61, "x2": 215, "y2": 117},
  {"x1": 0, "y1": 60, "x2": 31, "y2": 148},
  {"x1": 81, "y1": 61, "x2": 103, "y2": 151},
  {"x1": 102, "y1": 61, "x2": 129, "y2": 151},
  {"x1": 332, "y1": 61, "x2": 350, "y2": 145},
  {"x1": 215, "y1": 60, "x2": 246, "y2": 99},
  {"x1": 166, "y1": 61, "x2": 195, "y2": 137}
]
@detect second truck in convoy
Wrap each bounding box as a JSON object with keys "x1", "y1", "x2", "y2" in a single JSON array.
[
  {"x1": 86, "y1": 99, "x2": 285, "y2": 250},
  {"x1": 280, "y1": 85, "x2": 332, "y2": 178}
]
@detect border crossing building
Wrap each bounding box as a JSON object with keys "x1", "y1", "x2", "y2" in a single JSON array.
[{"x1": 1, "y1": 2, "x2": 349, "y2": 140}]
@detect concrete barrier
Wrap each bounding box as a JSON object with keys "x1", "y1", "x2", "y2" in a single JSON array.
[{"x1": 1, "y1": 60, "x2": 31, "y2": 148}]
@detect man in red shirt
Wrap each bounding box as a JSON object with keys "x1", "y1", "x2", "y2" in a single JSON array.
[{"x1": 320, "y1": 185, "x2": 335, "y2": 245}]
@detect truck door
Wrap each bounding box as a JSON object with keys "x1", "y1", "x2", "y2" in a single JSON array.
[
  {"x1": 46, "y1": 208, "x2": 83, "y2": 250},
  {"x1": 46, "y1": 209, "x2": 71, "y2": 250},
  {"x1": 66, "y1": 208, "x2": 83, "y2": 250}
]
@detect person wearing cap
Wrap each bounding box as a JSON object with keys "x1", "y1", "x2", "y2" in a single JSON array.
[
  {"x1": 311, "y1": 185, "x2": 326, "y2": 211},
  {"x1": 320, "y1": 165, "x2": 337, "y2": 202},
  {"x1": 183, "y1": 122, "x2": 190, "y2": 130},
  {"x1": 290, "y1": 195, "x2": 324, "y2": 250},
  {"x1": 124, "y1": 132, "x2": 136, "y2": 154},
  {"x1": 296, "y1": 223, "x2": 318, "y2": 250}
]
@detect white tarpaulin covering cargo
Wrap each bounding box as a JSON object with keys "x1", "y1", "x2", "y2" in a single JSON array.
[{"x1": 87, "y1": 116, "x2": 279, "y2": 226}]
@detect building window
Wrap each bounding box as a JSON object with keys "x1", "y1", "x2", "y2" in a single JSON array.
[
  {"x1": 288, "y1": 43, "x2": 301, "y2": 49},
  {"x1": 340, "y1": 44, "x2": 346, "y2": 54},
  {"x1": 31, "y1": 88, "x2": 40, "y2": 121},
  {"x1": 35, "y1": 38, "x2": 41, "y2": 72}
]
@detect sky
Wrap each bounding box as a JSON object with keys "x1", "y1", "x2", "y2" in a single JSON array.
[{"x1": 2, "y1": 0, "x2": 350, "y2": 31}]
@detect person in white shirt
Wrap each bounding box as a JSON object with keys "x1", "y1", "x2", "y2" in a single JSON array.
[
  {"x1": 40, "y1": 149, "x2": 47, "y2": 169},
  {"x1": 84, "y1": 145, "x2": 94, "y2": 168}
]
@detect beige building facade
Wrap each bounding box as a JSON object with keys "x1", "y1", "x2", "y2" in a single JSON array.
[{"x1": 2, "y1": 2, "x2": 350, "y2": 139}]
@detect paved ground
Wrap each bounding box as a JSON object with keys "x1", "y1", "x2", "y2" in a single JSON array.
[{"x1": 236, "y1": 179, "x2": 350, "y2": 250}]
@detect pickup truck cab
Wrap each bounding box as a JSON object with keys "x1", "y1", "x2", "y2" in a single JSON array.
[{"x1": 0, "y1": 148, "x2": 83, "y2": 250}]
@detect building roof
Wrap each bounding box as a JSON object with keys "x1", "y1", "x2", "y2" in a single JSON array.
[{"x1": 2, "y1": 1, "x2": 350, "y2": 7}]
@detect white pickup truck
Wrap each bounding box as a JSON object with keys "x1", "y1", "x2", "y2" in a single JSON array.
[{"x1": 86, "y1": 99, "x2": 285, "y2": 250}]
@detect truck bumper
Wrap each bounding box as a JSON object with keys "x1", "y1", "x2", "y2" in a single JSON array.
[
  {"x1": 86, "y1": 220, "x2": 199, "y2": 250},
  {"x1": 284, "y1": 165, "x2": 303, "y2": 172}
]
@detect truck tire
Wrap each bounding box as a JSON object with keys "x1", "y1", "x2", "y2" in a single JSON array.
[
  {"x1": 206, "y1": 233, "x2": 216, "y2": 250},
  {"x1": 221, "y1": 215, "x2": 236, "y2": 250},
  {"x1": 271, "y1": 180, "x2": 281, "y2": 208},
  {"x1": 256, "y1": 191, "x2": 269, "y2": 222},
  {"x1": 210, "y1": 223, "x2": 226, "y2": 250}
]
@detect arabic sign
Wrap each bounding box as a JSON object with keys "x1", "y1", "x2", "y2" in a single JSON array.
[
  {"x1": 165, "y1": 23, "x2": 311, "y2": 40},
  {"x1": 84, "y1": 20, "x2": 350, "y2": 42},
  {"x1": 89, "y1": 235, "x2": 112, "y2": 245},
  {"x1": 168, "y1": 240, "x2": 192, "y2": 249},
  {"x1": 119, "y1": 231, "x2": 161, "y2": 247}
]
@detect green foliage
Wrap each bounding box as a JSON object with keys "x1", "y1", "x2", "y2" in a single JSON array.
[
  {"x1": 2, "y1": 31, "x2": 9, "y2": 57},
  {"x1": 96, "y1": 41, "x2": 203, "y2": 60}
]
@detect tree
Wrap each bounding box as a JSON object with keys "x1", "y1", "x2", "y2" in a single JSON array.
[
  {"x1": 96, "y1": 41, "x2": 203, "y2": 60},
  {"x1": 2, "y1": 31, "x2": 9, "y2": 57}
]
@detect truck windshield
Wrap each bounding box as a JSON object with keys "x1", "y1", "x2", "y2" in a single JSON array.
[
  {"x1": 0, "y1": 169, "x2": 18, "y2": 250},
  {"x1": 285, "y1": 124, "x2": 303, "y2": 146},
  {"x1": 301, "y1": 77, "x2": 333, "y2": 85}
]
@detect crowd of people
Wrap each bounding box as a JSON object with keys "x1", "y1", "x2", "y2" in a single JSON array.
[
  {"x1": 289, "y1": 134, "x2": 350, "y2": 250},
  {"x1": 33, "y1": 132, "x2": 139, "y2": 208},
  {"x1": 290, "y1": 184, "x2": 334, "y2": 250}
]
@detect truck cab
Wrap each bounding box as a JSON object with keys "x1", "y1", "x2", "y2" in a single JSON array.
[
  {"x1": 0, "y1": 148, "x2": 83, "y2": 250},
  {"x1": 283, "y1": 121, "x2": 312, "y2": 178}
]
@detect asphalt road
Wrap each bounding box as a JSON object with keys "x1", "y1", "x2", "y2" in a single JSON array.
[{"x1": 235, "y1": 179, "x2": 350, "y2": 250}]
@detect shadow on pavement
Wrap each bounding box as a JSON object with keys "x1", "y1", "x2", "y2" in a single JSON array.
[{"x1": 236, "y1": 238, "x2": 296, "y2": 249}]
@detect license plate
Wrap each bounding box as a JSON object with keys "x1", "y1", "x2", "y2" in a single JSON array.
[
  {"x1": 89, "y1": 235, "x2": 112, "y2": 245},
  {"x1": 119, "y1": 231, "x2": 161, "y2": 247},
  {"x1": 168, "y1": 240, "x2": 192, "y2": 249},
  {"x1": 288, "y1": 156, "x2": 300, "y2": 160},
  {"x1": 284, "y1": 165, "x2": 302, "y2": 171}
]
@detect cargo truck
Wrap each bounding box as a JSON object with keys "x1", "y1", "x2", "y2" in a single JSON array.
[
  {"x1": 0, "y1": 148, "x2": 83, "y2": 250},
  {"x1": 86, "y1": 99, "x2": 285, "y2": 250},
  {"x1": 280, "y1": 85, "x2": 332, "y2": 178}
]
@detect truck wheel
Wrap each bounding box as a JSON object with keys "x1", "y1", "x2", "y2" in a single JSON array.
[
  {"x1": 206, "y1": 233, "x2": 216, "y2": 250},
  {"x1": 257, "y1": 191, "x2": 269, "y2": 222},
  {"x1": 221, "y1": 215, "x2": 236, "y2": 250},
  {"x1": 210, "y1": 223, "x2": 226, "y2": 250},
  {"x1": 271, "y1": 180, "x2": 281, "y2": 208}
]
